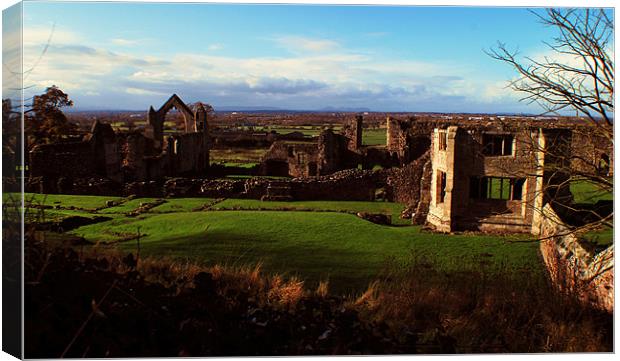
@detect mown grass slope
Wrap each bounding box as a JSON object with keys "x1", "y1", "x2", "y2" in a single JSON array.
[
  {"x1": 71, "y1": 210, "x2": 537, "y2": 294},
  {"x1": 211, "y1": 199, "x2": 410, "y2": 225},
  {"x1": 15, "y1": 193, "x2": 540, "y2": 293}
]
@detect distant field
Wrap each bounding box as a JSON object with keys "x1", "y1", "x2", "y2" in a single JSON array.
[
  {"x1": 362, "y1": 128, "x2": 387, "y2": 146},
  {"x1": 255, "y1": 125, "x2": 386, "y2": 146},
  {"x1": 210, "y1": 148, "x2": 268, "y2": 163}
]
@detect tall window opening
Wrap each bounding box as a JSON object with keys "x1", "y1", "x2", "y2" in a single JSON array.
[
  {"x1": 437, "y1": 171, "x2": 447, "y2": 204},
  {"x1": 438, "y1": 131, "x2": 447, "y2": 151}
]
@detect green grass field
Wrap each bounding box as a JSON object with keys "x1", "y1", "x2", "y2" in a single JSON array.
[
  {"x1": 570, "y1": 180, "x2": 613, "y2": 245},
  {"x1": 10, "y1": 193, "x2": 539, "y2": 294},
  {"x1": 570, "y1": 180, "x2": 613, "y2": 204},
  {"x1": 362, "y1": 128, "x2": 387, "y2": 146},
  {"x1": 14, "y1": 193, "x2": 123, "y2": 210},
  {"x1": 70, "y1": 210, "x2": 536, "y2": 294},
  {"x1": 254, "y1": 125, "x2": 386, "y2": 146},
  {"x1": 212, "y1": 199, "x2": 411, "y2": 225},
  {"x1": 210, "y1": 148, "x2": 268, "y2": 163}
]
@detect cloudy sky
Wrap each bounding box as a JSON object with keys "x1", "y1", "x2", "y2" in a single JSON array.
[{"x1": 3, "y1": 1, "x2": 610, "y2": 112}]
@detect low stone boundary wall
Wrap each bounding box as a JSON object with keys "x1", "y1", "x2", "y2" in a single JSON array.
[
  {"x1": 538, "y1": 204, "x2": 613, "y2": 313},
  {"x1": 28, "y1": 169, "x2": 388, "y2": 202}
]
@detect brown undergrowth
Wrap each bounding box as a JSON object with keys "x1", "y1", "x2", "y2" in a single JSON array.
[
  {"x1": 354, "y1": 253, "x2": 613, "y2": 353},
  {"x1": 23, "y1": 234, "x2": 613, "y2": 357}
]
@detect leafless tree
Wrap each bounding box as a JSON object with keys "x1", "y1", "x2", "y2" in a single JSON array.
[
  {"x1": 488, "y1": 8, "x2": 613, "y2": 141},
  {"x1": 488, "y1": 8, "x2": 613, "y2": 236}
]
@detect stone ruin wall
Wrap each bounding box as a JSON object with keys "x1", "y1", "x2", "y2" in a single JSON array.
[
  {"x1": 258, "y1": 127, "x2": 360, "y2": 178},
  {"x1": 537, "y1": 204, "x2": 613, "y2": 313},
  {"x1": 570, "y1": 130, "x2": 613, "y2": 177},
  {"x1": 384, "y1": 151, "x2": 431, "y2": 224},
  {"x1": 29, "y1": 141, "x2": 97, "y2": 180},
  {"x1": 290, "y1": 169, "x2": 384, "y2": 201},
  {"x1": 342, "y1": 114, "x2": 363, "y2": 152},
  {"x1": 166, "y1": 132, "x2": 210, "y2": 176},
  {"x1": 53, "y1": 168, "x2": 386, "y2": 202},
  {"x1": 27, "y1": 94, "x2": 211, "y2": 192},
  {"x1": 162, "y1": 169, "x2": 384, "y2": 202}
]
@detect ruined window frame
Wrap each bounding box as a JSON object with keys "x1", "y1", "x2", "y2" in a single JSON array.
[
  {"x1": 438, "y1": 131, "x2": 447, "y2": 151},
  {"x1": 481, "y1": 134, "x2": 515, "y2": 157},
  {"x1": 469, "y1": 176, "x2": 526, "y2": 201},
  {"x1": 436, "y1": 170, "x2": 447, "y2": 204},
  {"x1": 297, "y1": 152, "x2": 307, "y2": 164}
]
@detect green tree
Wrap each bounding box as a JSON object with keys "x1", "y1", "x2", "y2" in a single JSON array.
[{"x1": 26, "y1": 85, "x2": 75, "y2": 145}]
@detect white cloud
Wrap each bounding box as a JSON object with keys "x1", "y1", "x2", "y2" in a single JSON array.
[
  {"x1": 208, "y1": 43, "x2": 223, "y2": 51},
  {"x1": 111, "y1": 38, "x2": 138, "y2": 47},
  {"x1": 18, "y1": 27, "x2": 532, "y2": 112},
  {"x1": 23, "y1": 25, "x2": 82, "y2": 46},
  {"x1": 126, "y1": 87, "x2": 161, "y2": 96},
  {"x1": 272, "y1": 35, "x2": 340, "y2": 53}
]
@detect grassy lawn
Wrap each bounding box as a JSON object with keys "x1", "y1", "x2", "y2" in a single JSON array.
[
  {"x1": 570, "y1": 180, "x2": 613, "y2": 247},
  {"x1": 151, "y1": 198, "x2": 216, "y2": 213},
  {"x1": 213, "y1": 199, "x2": 410, "y2": 225},
  {"x1": 215, "y1": 162, "x2": 259, "y2": 168},
  {"x1": 69, "y1": 210, "x2": 537, "y2": 294},
  {"x1": 571, "y1": 180, "x2": 613, "y2": 204},
  {"x1": 17, "y1": 193, "x2": 540, "y2": 294},
  {"x1": 99, "y1": 198, "x2": 160, "y2": 214},
  {"x1": 17, "y1": 193, "x2": 123, "y2": 210},
  {"x1": 259, "y1": 125, "x2": 341, "y2": 137}
]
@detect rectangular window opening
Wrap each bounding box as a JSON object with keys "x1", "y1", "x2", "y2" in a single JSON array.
[
  {"x1": 438, "y1": 131, "x2": 447, "y2": 151},
  {"x1": 437, "y1": 171, "x2": 447, "y2": 204},
  {"x1": 482, "y1": 134, "x2": 514, "y2": 156},
  {"x1": 469, "y1": 176, "x2": 525, "y2": 201}
]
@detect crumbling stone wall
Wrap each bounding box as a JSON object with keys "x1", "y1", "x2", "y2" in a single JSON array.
[
  {"x1": 571, "y1": 130, "x2": 613, "y2": 177},
  {"x1": 385, "y1": 151, "x2": 431, "y2": 224},
  {"x1": 259, "y1": 128, "x2": 358, "y2": 178},
  {"x1": 166, "y1": 132, "x2": 210, "y2": 176},
  {"x1": 30, "y1": 141, "x2": 97, "y2": 179},
  {"x1": 135, "y1": 170, "x2": 385, "y2": 201},
  {"x1": 538, "y1": 204, "x2": 613, "y2": 313},
  {"x1": 259, "y1": 140, "x2": 318, "y2": 177},
  {"x1": 385, "y1": 116, "x2": 436, "y2": 165},
  {"x1": 28, "y1": 94, "x2": 211, "y2": 190},
  {"x1": 291, "y1": 169, "x2": 385, "y2": 201},
  {"x1": 342, "y1": 114, "x2": 363, "y2": 152}
]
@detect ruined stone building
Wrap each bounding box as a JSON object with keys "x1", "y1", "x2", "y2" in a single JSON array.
[
  {"x1": 29, "y1": 94, "x2": 210, "y2": 192},
  {"x1": 258, "y1": 115, "x2": 368, "y2": 178},
  {"x1": 425, "y1": 125, "x2": 573, "y2": 233},
  {"x1": 25, "y1": 97, "x2": 610, "y2": 236}
]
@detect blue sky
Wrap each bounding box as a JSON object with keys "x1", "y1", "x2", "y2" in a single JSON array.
[{"x1": 5, "y1": 1, "x2": 611, "y2": 112}]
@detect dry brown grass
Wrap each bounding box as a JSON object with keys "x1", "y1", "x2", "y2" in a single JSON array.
[
  {"x1": 33, "y1": 237, "x2": 612, "y2": 353},
  {"x1": 315, "y1": 280, "x2": 330, "y2": 298},
  {"x1": 351, "y1": 255, "x2": 613, "y2": 353}
]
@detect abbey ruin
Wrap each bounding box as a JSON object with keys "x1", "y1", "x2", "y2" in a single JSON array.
[{"x1": 23, "y1": 94, "x2": 613, "y2": 236}]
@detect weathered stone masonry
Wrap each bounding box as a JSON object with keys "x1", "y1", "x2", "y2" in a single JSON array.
[
  {"x1": 29, "y1": 94, "x2": 210, "y2": 192},
  {"x1": 425, "y1": 125, "x2": 572, "y2": 233}
]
